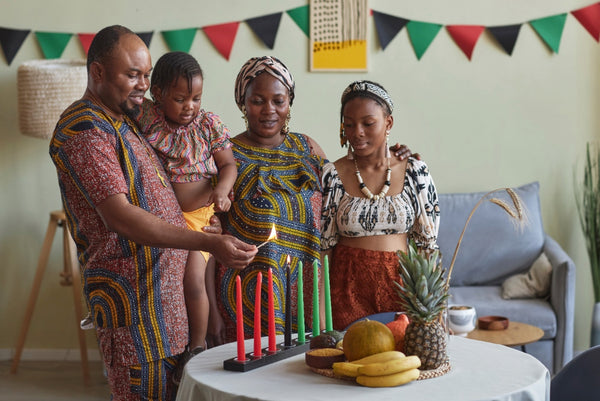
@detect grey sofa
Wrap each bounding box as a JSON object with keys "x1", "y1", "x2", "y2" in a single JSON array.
[{"x1": 437, "y1": 181, "x2": 575, "y2": 374}]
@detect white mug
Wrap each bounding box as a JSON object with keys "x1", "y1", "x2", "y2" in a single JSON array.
[{"x1": 448, "y1": 305, "x2": 477, "y2": 336}]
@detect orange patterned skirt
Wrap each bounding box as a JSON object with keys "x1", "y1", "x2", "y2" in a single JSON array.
[{"x1": 330, "y1": 244, "x2": 404, "y2": 331}]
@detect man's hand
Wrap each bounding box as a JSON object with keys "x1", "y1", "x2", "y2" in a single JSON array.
[
  {"x1": 202, "y1": 214, "x2": 223, "y2": 234},
  {"x1": 210, "y1": 235, "x2": 257, "y2": 270}
]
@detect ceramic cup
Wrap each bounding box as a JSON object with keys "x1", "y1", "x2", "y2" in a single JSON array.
[{"x1": 448, "y1": 305, "x2": 477, "y2": 336}]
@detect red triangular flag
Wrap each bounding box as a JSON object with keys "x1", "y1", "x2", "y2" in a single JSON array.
[
  {"x1": 572, "y1": 3, "x2": 600, "y2": 41},
  {"x1": 78, "y1": 33, "x2": 95, "y2": 55},
  {"x1": 202, "y1": 22, "x2": 239, "y2": 60},
  {"x1": 446, "y1": 25, "x2": 485, "y2": 60}
]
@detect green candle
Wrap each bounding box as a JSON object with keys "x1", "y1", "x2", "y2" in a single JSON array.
[
  {"x1": 324, "y1": 255, "x2": 332, "y2": 332},
  {"x1": 297, "y1": 261, "x2": 305, "y2": 343},
  {"x1": 312, "y1": 259, "x2": 320, "y2": 335}
]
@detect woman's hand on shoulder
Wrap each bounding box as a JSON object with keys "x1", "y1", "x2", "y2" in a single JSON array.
[
  {"x1": 390, "y1": 143, "x2": 420, "y2": 161},
  {"x1": 305, "y1": 135, "x2": 328, "y2": 159}
]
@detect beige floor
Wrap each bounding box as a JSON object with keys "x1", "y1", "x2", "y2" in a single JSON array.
[{"x1": 0, "y1": 360, "x2": 110, "y2": 401}]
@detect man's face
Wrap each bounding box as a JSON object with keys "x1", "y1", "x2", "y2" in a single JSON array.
[{"x1": 96, "y1": 34, "x2": 152, "y2": 120}]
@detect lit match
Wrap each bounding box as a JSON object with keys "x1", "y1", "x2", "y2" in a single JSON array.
[{"x1": 256, "y1": 224, "x2": 277, "y2": 249}]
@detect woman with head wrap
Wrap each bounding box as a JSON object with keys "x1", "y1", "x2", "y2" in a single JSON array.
[
  {"x1": 321, "y1": 80, "x2": 440, "y2": 331},
  {"x1": 209, "y1": 59, "x2": 414, "y2": 345},
  {"x1": 209, "y1": 56, "x2": 326, "y2": 346}
]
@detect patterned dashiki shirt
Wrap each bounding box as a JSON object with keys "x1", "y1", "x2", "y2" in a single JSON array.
[{"x1": 49, "y1": 100, "x2": 189, "y2": 366}]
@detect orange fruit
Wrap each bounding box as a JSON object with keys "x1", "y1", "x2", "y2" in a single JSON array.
[
  {"x1": 342, "y1": 319, "x2": 396, "y2": 362},
  {"x1": 386, "y1": 313, "x2": 410, "y2": 352}
]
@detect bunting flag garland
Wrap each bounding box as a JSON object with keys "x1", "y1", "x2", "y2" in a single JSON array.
[
  {"x1": 529, "y1": 14, "x2": 568, "y2": 53},
  {"x1": 487, "y1": 24, "x2": 522, "y2": 56},
  {"x1": 572, "y1": 2, "x2": 600, "y2": 41},
  {"x1": 0, "y1": 27, "x2": 29, "y2": 65},
  {"x1": 372, "y1": 10, "x2": 408, "y2": 50},
  {"x1": 78, "y1": 33, "x2": 95, "y2": 55},
  {"x1": 202, "y1": 22, "x2": 239, "y2": 61},
  {"x1": 446, "y1": 25, "x2": 485, "y2": 60},
  {"x1": 245, "y1": 12, "x2": 282, "y2": 49},
  {"x1": 2, "y1": 2, "x2": 600, "y2": 65},
  {"x1": 406, "y1": 20, "x2": 443, "y2": 60},
  {"x1": 161, "y1": 28, "x2": 197, "y2": 53},
  {"x1": 136, "y1": 31, "x2": 154, "y2": 48},
  {"x1": 35, "y1": 31, "x2": 72, "y2": 59},
  {"x1": 286, "y1": 5, "x2": 310, "y2": 37}
]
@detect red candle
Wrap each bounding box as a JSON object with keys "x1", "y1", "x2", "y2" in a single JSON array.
[
  {"x1": 268, "y1": 268, "x2": 276, "y2": 352},
  {"x1": 253, "y1": 272, "x2": 263, "y2": 357},
  {"x1": 236, "y1": 275, "x2": 246, "y2": 361}
]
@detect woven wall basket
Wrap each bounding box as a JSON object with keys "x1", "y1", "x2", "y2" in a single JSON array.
[{"x1": 18, "y1": 59, "x2": 87, "y2": 139}]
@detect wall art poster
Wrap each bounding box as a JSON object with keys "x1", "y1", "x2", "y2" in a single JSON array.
[{"x1": 310, "y1": 0, "x2": 368, "y2": 71}]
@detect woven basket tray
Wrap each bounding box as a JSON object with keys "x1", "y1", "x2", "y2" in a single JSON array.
[{"x1": 309, "y1": 360, "x2": 451, "y2": 382}]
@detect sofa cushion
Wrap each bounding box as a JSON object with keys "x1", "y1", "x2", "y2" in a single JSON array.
[
  {"x1": 501, "y1": 252, "x2": 552, "y2": 299},
  {"x1": 438, "y1": 182, "x2": 545, "y2": 286},
  {"x1": 449, "y1": 286, "x2": 556, "y2": 339}
]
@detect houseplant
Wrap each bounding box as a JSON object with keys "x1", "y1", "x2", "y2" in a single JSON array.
[{"x1": 574, "y1": 142, "x2": 600, "y2": 346}]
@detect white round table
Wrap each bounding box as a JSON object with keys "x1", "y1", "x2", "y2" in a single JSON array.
[{"x1": 175, "y1": 335, "x2": 550, "y2": 401}]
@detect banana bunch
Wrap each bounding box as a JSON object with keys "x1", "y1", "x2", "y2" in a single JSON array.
[{"x1": 332, "y1": 351, "x2": 421, "y2": 387}]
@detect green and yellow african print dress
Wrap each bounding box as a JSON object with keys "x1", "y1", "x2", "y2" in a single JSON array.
[{"x1": 217, "y1": 132, "x2": 325, "y2": 341}]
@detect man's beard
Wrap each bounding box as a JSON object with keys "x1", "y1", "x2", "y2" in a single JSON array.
[{"x1": 121, "y1": 101, "x2": 140, "y2": 118}]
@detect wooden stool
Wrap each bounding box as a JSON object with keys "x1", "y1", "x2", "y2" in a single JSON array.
[{"x1": 10, "y1": 210, "x2": 90, "y2": 385}]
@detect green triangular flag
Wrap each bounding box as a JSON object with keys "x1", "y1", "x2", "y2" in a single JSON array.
[
  {"x1": 529, "y1": 13, "x2": 567, "y2": 54},
  {"x1": 287, "y1": 5, "x2": 309, "y2": 37},
  {"x1": 161, "y1": 28, "x2": 197, "y2": 53},
  {"x1": 406, "y1": 21, "x2": 442, "y2": 60},
  {"x1": 35, "y1": 31, "x2": 72, "y2": 59}
]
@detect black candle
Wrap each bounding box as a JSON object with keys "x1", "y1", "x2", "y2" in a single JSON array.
[{"x1": 284, "y1": 255, "x2": 292, "y2": 346}]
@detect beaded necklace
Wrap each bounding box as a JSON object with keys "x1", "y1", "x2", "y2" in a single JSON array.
[{"x1": 353, "y1": 155, "x2": 391, "y2": 200}]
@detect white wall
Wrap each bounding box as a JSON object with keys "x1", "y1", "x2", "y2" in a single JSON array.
[{"x1": 0, "y1": 0, "x2": 597, "y2": 355}]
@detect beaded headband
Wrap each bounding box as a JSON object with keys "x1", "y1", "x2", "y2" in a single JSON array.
[{"x1": 341, "y1": 81, "x2": 394, "y2": 114}]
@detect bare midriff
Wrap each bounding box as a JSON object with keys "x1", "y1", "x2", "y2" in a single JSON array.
[
  {"x1": 337, "y1": 232, "x2": 409, "y2": 253},
  {"x1": 172, "y1": 178, "x2": 214, "y2": 212}
]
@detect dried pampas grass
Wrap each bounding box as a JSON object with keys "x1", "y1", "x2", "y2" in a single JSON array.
[{"x1": 445, "y1": 187, "x2": 529, "y2": 287}]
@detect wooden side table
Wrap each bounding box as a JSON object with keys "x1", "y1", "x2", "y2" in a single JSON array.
[
  {"x1": 467, "y1": 321, "x2": 544, "y2": 350},
  {"x1": 10, "y1": 210, "x2": 90, "y2": 385}
]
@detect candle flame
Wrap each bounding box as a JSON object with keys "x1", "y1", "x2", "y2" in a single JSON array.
[{"x1": 286, "y1": 254, "x2": 291, "y2": 265}]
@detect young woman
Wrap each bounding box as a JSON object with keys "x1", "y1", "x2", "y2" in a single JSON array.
[{"x1": 321, "y1": 80, "x2": 440, "y2": 331}]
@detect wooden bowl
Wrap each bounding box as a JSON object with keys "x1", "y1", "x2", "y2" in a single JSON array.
[
  {"x1": 305, "y1": 348, "x2": 346, "y2": 369},
  {"x1": 478, "y1": 316, "x2": 509, "y2": 330}
]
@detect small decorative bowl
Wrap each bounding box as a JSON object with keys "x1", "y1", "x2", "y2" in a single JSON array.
[{"x1": 478, "y1": 316, "x2": 509, "y2": 330}]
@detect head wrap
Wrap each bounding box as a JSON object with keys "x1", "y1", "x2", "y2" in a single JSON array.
[
  {"x1": 341, "y1": 80, "x2": 394, "y2": 115},
  {"x1": 234, "y1": 56, "x2": 295, "y2": 111}
]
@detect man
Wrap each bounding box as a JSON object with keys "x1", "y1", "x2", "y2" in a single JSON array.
[{"x1": 49, "y1": 25, "x2": 256, "y2": 400}]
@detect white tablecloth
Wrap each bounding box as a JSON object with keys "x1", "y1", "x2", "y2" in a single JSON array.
[{"x1": 176, "y1": 335, "x2": 550, "y2": 401}]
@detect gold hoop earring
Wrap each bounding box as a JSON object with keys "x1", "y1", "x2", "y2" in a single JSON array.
[{"x1": 281, "y1": 110, "x2": 291, "y2": 135}]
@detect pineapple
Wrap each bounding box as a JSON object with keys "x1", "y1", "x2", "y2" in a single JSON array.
[{"x1": 395, "y1": 240, "x2": 449, "y2": 370}]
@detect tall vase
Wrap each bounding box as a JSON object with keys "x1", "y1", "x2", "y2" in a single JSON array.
[{"x1": 592, "y1": 302, "x2": 600, "y2": 347}]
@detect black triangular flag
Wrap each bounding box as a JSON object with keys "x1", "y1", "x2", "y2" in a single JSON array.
[
  {"x1": 487, "y1": 24, "x2": 522, "y2": 56},
  {"x1": 372, "y1": 10, "x2": 408, "y2": 50},
  {"x1": 0, "y1": 27, "x2": 30, "y2": 65},
  {"x1": 136, "y1": 31, "x2": 154, "y2": 48},
  {"x1": 245, "y1": 12, "x2": 282, "y2": 49}
]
